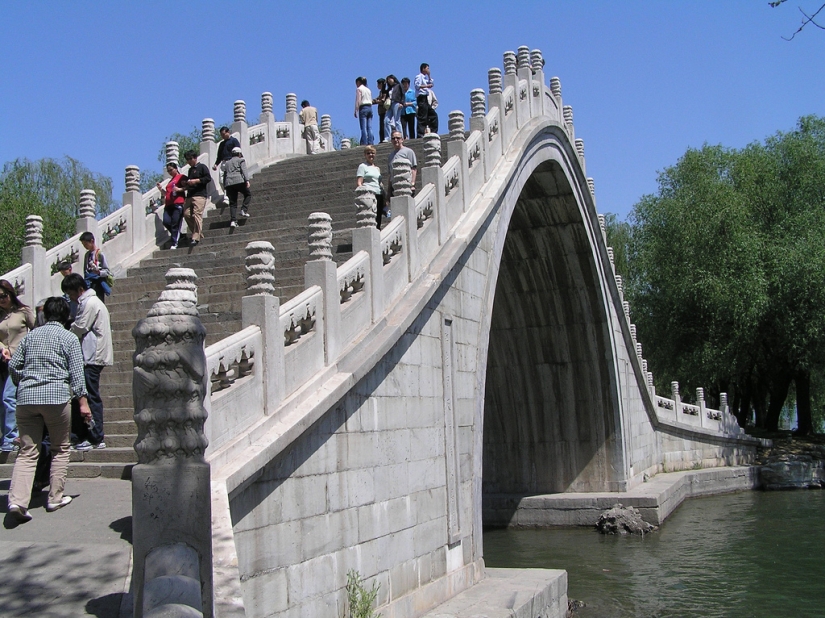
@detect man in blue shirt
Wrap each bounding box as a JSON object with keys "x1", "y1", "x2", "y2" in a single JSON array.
[{"x1": 414, "y1": 63, "x2": 438, "y2": 137}]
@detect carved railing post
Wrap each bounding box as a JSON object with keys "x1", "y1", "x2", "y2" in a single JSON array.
[
  {"x1": 305, "y1": 213, "x2": 339, "y2": 363},
  {"x1": 25, "y1": 214, "x2": 43, "y2": 248},
  {"x1": 320, "y1": 114, "x2": 332, "y2": 151},
  {"x1": 422, "y1": 133, "x2": 447, "y2": 244},
  {"x1": 123, "y1": 166, "x2": 147, "y2": 253},
  {"x1": 672, "y1": 381, "x2": 682, "y2": 418},
  {"x1": 132, "y1": 268, "x2": 212, "y2": 618},
  {"x1": 563, "y1": 105, "x2": 574, "y2": 141},
  {"x1": 20, "y1": 215, "x2": 47, "y2": 306},
  {"x1": 447, "y1": 111, "x2": 469, "y2": 211},
  {"x1": 530, "y1": 48, "x2": 546, "y2": 116},
  {"x1": 341, "y1": 139, "x2": 351, "y2": 150},
  {"x1": 261, "y1": 92, "x2": 273, "y2": 118},
  {"x1": 243, "y1": 241, "x2": 284, "y2": 410},
  {"x1": 76, "y1": 188, "x2": 99, "y2": 236},
  {"x1": 353, "y1": 187, "x2": 383, "y2": 321},
  {"x1": 259, "y1": 93, "x2": 276, "y2": 159},
  {"x1": 231, "y1": 101, "x2": 248, "y2": 160},
  {"x1": 165, "y1": 142, "x2": 179, "y2": 168},
  {"x1": 470, "y1": 89, "x2": 490, "y2": 179},
  {"x1": 200, "y1": 119, "x2": 217, "y2": 171},
  {"x1": 697, "y1": 387, "x2": 707, "y2": 428},
  {"x1": 392, "y1": 158, "x2": 419, "y2": 278},
  {"x1": 285, "y1": 93, "x2": 300, "y2": 153}
]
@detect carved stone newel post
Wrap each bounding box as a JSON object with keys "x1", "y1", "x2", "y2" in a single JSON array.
[
  {"x1": 305, "y1": 213, "x2": 339, "y2": 362},
  {"x1": 131, "y1": 267, "x2": 213, "y2": 618}
]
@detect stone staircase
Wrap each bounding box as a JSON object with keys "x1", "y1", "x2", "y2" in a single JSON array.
[{"x1": 0, "y1": 138, "x2": 436, "y2": 480}]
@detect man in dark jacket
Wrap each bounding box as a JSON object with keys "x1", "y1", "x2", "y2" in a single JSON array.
[
  {"x1": 184, "y1": 151, "x2": 212, "y2": 247},
  {"x1": 213, "y1": 127, "x2": 241, "y2": 171}
]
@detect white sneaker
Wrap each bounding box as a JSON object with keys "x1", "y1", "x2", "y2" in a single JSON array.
[
  {"x1": 230, "y1": 220, "x2": 238, "y2": 228},
  {"x1": 72, "y1": 440, "x2": 93, "y2": 452},
  {"x1": 170, "y1": 244, "x2": 177, "y2": 250},
  {"x1": 240, "y1": 210, "x2": 251, "y2": 218},
  {"x1": 46, "y1": 496, "x2": 73, "y2": 512},
  {"x1": 8, "y1": 504, "x2": 32, "y2": 523},
  {"x1": 94, "y1": 442, "x2": 106, "y2": 449}
]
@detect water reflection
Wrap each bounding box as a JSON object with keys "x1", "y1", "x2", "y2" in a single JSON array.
[{"x1": 483, "y1": 490, "x2": 825, "y2": 617}]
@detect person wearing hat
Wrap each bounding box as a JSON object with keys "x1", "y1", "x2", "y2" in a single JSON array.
[{"x1": 222, "y1": 146, "x2": 251, "y2": 228}]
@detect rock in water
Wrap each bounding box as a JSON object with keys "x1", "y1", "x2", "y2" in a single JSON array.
[{"x1": 595, "y1": 503, "x2": 658, "y2": 535}]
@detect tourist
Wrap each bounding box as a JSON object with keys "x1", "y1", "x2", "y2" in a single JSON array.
[
  {"x1": 356, "y1": 146, "x2": 386, "y2": 229},
  {"x1": 222, "y1": 147, "x2": 252, "y2": 229},
  {"x1": 354, "y1": 76, "x2": 374, "y2": 146},
  {"x1": 375, "y1": 77, "x2": 389, "y2": 143},
  {"x1": 80, "y1": 232, "x2": 111, "y2": 304},
  {"x1": 156, "y1": 161, "x2": 186, "y2": 249},
  {"x1": 388, "y1": 131, "x2": 418, "y2": 200},
  {"x1": 184, "y1": 150, "x2": 212, "y2": 247},
  {"x1": 6, "y1": 297, "x2": 91, "y2": 525},
  {"x1": 0, "y1": 280, "x2": 35, "y2": 453},
  {"x1": 299, "y1": 100, "x2": 320, "y2": 154},
  {"x1": 401, "y1": 77, "x2": 417, "y2": 140},
  {"x1": 385, "y1": 75, "x2": 403, "y2": 139},
  {"x1": 60, "y1": 274, "x2": 112, "y2": 452},
  {"x1": 212, "y1": 126, "x2": 241, "y2": 172},
  {"x1": 415, "y1": 63, "x2": 438, "y2": 137}
]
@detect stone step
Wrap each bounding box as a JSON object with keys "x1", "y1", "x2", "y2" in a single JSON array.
[
  {"x1": 0, "y1": 462, "x2": 133, "y2": 480},
  {"x1": 0, "y1": 446, "x2": 137, "y2": 465}
]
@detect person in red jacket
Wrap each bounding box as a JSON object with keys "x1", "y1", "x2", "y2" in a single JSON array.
[{"x1": 156, "y1": 162, "x2": 187, "y2": 249}]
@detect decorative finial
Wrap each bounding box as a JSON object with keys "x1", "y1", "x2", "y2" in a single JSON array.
[
  {"x1": 355, "y1": 186, "x2": 377, "y2": 229},
  {"x1": 530, "y1": 49, "x2": 545, "y2": 70},
  {"x1": 587, "y1": 177, "x2": 595, "y2": 195},
  {"x1": 563, "y1": 105, "x2": 573, "y2": 126},
  {"x1": 308, "y1": 212, "x2": 332, "y2": 261},
  {"x1": 503, "y1": 51, "x2": 517, "y2": 75},
  {"x1": 320, "y1": 114, "x2": 332, "y2": 133},
  {"x1": 165, "y1": 141, "x2": 179, "y2": 166},
  {"x1": 575, "y1": 138, "x2": 585, "y2": 158},
  {"x1": 125, "y1": 165, "x2": 141, "y2": 193},
  {"x1": 234, "y1": 100, "x2": 246, "y2": 123},
  {"x1": 488, "y1": 68, "x2": 502, "y2": 95},
  {"x1": 448, "y1": 110, "x2": 465, "y2": 141},
  {"x1": 470, "y1": 89, "x2": 486, "y2": 118},
  {"x1": 261, "y1": 92, "x2": 273, "y2": 115},
  {"x1": 286, "y1": 93, "x2": 297, "y2": 114},
  {"x1": 24, "y1": 215, "x2": 43, "y2": 247},
  {"x1": 201, "y1": 118, "x2": 215, "y2": 142},
  {"x1": 79, "y1": 189, "x2": 96, "y2": 219},
  {"x1": 597, "y1": 213, "x2": 606, "y2": 235},
  {"x1": 391, "y1": 158, "x2": 413, "y2": 197},
  {"x1": 341, "y1": 139, "x2": 351, "y2": 150},
  {"x1": 245, "y1": 241, "x2": 277, "y2": 296},
  {"x1": 517, "y1": 46, "x2": 530, "y2": 70},
  {"x1": 147, "y1": 268, "x2": 199, "y2": 317},
  {"x1": 423, "y1": 132, "x2": 442, "y2": 168},
  {"x1": 550, "y1": 77, "x2": 562, "y2": 98}
]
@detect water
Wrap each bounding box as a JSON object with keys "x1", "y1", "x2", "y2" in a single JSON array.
[{"x1": 484, "y1": 490, "x2": 825, "y2": 618}]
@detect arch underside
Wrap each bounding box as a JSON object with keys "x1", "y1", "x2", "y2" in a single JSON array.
[{"x1": 483, "y1": 159, "x2": 621, "y2": 495}]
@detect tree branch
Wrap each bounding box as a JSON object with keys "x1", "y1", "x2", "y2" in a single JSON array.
[{"x1": 776, "y1": 1, "x2": 825, "y2": 40}]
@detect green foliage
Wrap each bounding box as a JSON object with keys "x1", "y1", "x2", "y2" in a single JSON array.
[
  {"x1": 627, "y1": 116, "x2": 825, "y2": 433},
  {"x1": 0, "y1": 157, "x2": 116, "y2": 273},
  {"x1": 603, "y1": 213, "x2": 633, "y2": 282},
  {"x1": 158, "y1": 125, "x2": 202, "y2": 165},
  {"x1": 345, "y1": 570, "x2": 381, "y2": 618}
]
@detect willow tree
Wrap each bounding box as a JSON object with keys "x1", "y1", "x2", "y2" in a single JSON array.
[{"x1": 627, "y1": 116, "x2": 825, "y2": 433}]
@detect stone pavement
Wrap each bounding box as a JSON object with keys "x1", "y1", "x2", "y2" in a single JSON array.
[{"x1": 0, "y1": 478, "x2": 132, "y2": 617}]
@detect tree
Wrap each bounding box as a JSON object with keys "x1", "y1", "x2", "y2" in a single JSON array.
[
  {"x1": 0, "y1": 157, "x2": 116, "y2": 273},
  {"x1": 770, "y1": 0, "x2": 825, "y2": 40},
  {"x1": 626, "y1": 116, "x2": 825, "y2": 434}
]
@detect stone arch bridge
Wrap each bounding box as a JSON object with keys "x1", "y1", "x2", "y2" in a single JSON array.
[{"x1": 2, "y1": 46, "x2": 759, "y2": 618}]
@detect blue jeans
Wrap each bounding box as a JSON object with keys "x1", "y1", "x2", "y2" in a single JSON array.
[
  {"x1": 385, "y1": 102, "x2": 402, "y2": 137},
  {"x1": 2, "y1": 374, "x2": 18, "y2": 448},
  {"x1": 359, "y1": 105, "x2": 374, "y2": 145}
]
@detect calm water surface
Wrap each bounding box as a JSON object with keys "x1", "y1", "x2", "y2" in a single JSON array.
[{"x1": 484, "y1": 490, "x2": 825, "y2": 618}]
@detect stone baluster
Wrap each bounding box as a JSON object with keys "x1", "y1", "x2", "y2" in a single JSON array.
[
  {"x1": 356, "y1": 186, "x2": 377, "y2": 229},
  {"x1": 449, "y1": 110, "x2": 466, "y2": 141},
  {"x1": 563, "y1": 105, "x2": 574, "y2": 136},
  {"x1": 285, "y1": 93, "x2": 297, "y2": 115},
  {"x1": 392, "y1": 158, "x2": 413, "y2": 198},
  {"x1": 597, "y1": 213, "x2": 606, "y2": 243},
  {"x1": 305, "y1": 213, "x2": 338, "y2": 363},
  {"x1": 488, "y1": 68, "x2": 502, "y2": 95},
  {"x1": 234, "y1": 100, "x2": 246, "y2": 123},
  {"x1": 131, "y1": 267, "x2": 212, "y2": 618},
  {"x1": 308, "y1": 212, "x2": 333, "y2": 261},
  {"x1": 647, "y1": 371, "x2": 655, "y2": 397},
  {"x1": 587, "y1": 177, "x2": 595, "y2": 195},
  {"x1": 125, "y1": 165, "x2": 140, "y2": 194},
  {"x1": 629, "y1": 323, "x2": 637, "y2": 341},
  {"x1": 24, "y1": 215, "x2": 43, "y2": 247},
  {"x1": 720, "y1": 392, "x2": 729, "y2": 415},
  {"x1": 245, "y1": 241, "x2": 277, "y2": 295},
  {"x1": 517, "y1": 46, "x2": 531, "y2": 70},
  {"x1": 243, "y1": 241, "x2": 284, "y2": 410},
  {"x1": 261, "y1": 92, "x2": 273, "y2": 116},
  {"x1": 575, "y1": 138, "x2": 585, "y2": 159},
  {"x1": 76, "y1": 188, "x2": 98, "y2": 235},
  {"x1": 200, "y1": 119, "x2": 217, "y2": 167},
  {"x1": 531, "y1": 49, "x2": 545, "y2": 71},
  {"x1": 423, "y1": 132, "x2": 442, "y2": 167},
  {"x1": 607, "y1": 247, "x2": 615, "y2": 270},
  {"x1": 341, "y1": 139, "x2": 351, "y2": 149},
  {"x1": 697, "y1": 387, "x2": 707, "y2": 427},
  {"x1": 635, "y1": 342, "x2": 643, "y2": 361},
  {"x1": 622, "y1": 300, "x2": 631, "y2": 322},
  {"x1": 550, "y1": 77, "x2": 562, "y2": 99},
  {"x1": 672, "y1": 381, "x2": 682, "y2": 417},
  {"x1": 615, "y1": 274, "x2": 623, "y2": 300},
  {"x1": 503, "y1": 51, "x2": 517, "y2": 76},
  {"x1": 471, "y1": 89, "x2": 486, "y2": 118},
  {"x1": 320, "y1": 114, "x2": 332, "y2": 151},
  {"x1": 165, "y1": 141, "x2": 179, "y2": 167}
]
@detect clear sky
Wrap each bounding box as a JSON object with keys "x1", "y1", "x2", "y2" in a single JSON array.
[{"x1": 1, "y1": 1, "x2": 823, "y2": 220}]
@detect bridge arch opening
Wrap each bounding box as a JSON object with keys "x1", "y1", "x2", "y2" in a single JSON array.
[{"x1": 482, "y1": 158, "x2": 622, "y2": 501}]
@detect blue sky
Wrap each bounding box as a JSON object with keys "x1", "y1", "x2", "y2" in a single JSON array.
[{"x1": 1, "y1": 1, "x2": 823, "y2": 220}]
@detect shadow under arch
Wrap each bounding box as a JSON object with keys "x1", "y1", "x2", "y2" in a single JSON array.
[{"x1": 482, "y1": 157, "x2": 624, "y2": 500}]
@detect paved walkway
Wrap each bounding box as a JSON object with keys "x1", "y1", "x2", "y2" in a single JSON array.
[{"x1": 1, "y1": 478, "x2": 133, "y2": 617}]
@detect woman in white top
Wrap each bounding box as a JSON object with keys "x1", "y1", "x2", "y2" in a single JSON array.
[
  {"x1": 354, "y1": 76, "x2": 374, "y2": 145},
  {"x1": 356, "y1": 146, "x2": 387, "y2": 229}
]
